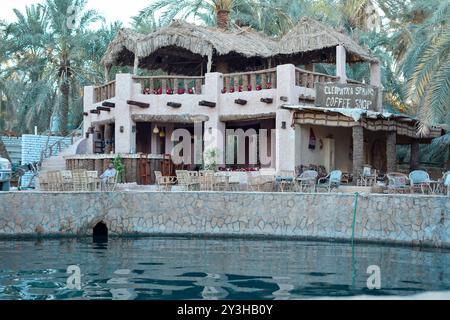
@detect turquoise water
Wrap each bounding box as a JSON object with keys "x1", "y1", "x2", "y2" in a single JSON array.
[{"x1": 0, "y1": 238, "x2": 449, "y2": 300}]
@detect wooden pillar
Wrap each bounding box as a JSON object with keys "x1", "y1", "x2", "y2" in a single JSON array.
[
  {"x1": 336, "y1": 45, "x2": 347, "y2": 84},
  {"x1": 352, "y1": 126, "x2": 364, "y2": 180},
  {"x1": 133, "y1": 55, "x2": 139, "y2": 75},
  {"x1": 386, "y1": 132, "x2": 397, "y2": 173},
  {"x1": 447, "y1": 145, "x2": 450, "y2": 170},
  {"x1": 410, "y1": 140, "x2": 420, "y2": 171}
]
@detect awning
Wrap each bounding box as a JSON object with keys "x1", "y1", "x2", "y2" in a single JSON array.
[{"x1": 283, "y1": 105, "x2": 443, "y2": 140}]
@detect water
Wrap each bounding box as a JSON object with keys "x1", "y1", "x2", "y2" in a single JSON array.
[{"x1": 0, "y1": 237, "x2": 449, "y2": 300}]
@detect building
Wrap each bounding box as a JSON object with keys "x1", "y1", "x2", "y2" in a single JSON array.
[{"x1": 81, "y1": 17, "x2": 443, "y2": 182}]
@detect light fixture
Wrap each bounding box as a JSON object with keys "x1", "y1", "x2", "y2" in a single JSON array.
[
  {"x1": 153, "y1": 125, "x2": 160, "y2": 134},
  {"x1": 159, "y1": 130, "x2": 166, "y2": 138}
]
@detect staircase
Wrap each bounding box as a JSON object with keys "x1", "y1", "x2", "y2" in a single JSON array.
[{"x1": 39, "y1": 136, "x2": 85, "y2": 172}]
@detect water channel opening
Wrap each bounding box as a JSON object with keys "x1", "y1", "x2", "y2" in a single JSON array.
[{"x1": 93, "y1": 221, "x2": 108, "y2": 241}]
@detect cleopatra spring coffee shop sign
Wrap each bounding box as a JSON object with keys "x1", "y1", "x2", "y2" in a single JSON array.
[{"x1": 315, "y1": 83, "x2": 379, "y2": 110}]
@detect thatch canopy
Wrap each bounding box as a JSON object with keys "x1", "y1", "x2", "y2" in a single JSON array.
[{"x1": 102, "y1": 17, "x2": 377, "y2": 75}]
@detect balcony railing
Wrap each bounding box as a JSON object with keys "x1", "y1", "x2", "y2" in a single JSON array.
[
  {"x1": 133, "y1": 76, "x2": 205, "y2": 95},
  {"x1": 94, "y1": 80, "x2": 116, "y2": 103},
  {"x1": 295, "y1": 68, "x2": 340, "y2": 89},
  {"x1": 222, "y1": 68, "x2": 277, "y2": 93},
  {"x1": 347, "y1": 78, "x2": 366, "y2": 85}
]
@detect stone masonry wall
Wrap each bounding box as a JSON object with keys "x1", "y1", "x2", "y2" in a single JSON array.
[{"x1": 0, "y1": 192, "x2": 448, "y2": 248}]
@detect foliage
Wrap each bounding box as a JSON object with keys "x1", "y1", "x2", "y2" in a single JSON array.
[
  {"x1": 113, "y1": 154, "x2": 126, "y2": 183},
  {"x1": 204, "y1": 148, "x2": 220, "y2": 171}
]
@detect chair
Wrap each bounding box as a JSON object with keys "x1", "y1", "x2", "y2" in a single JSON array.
[
  {"x1": 60, "y1": 170, "x2": 73, "y2": 191},
  {"x1": 387, "y1": 172, "x2": 410, "y2": 194},
  {"x1": 38, "y1": 172, "x2": 49, "y2": 191},
  {"x1": 86, "y1": 171, "x2": 101, "y2": 191},
  {"x1": 277, "y1": 170, "x2": 296, "y2": 192},
  {"x1": 409, "y1": 170, "x2": 432, "y2": 194},
  {"x1": 176, "y1": 170, "x2": 199, "y2": 191},
  {"x1": 439, "y1": 172, "x2": 450, "y2": 196},
  {"x1": 296, "y1": 170, "x2": 318, "y2": 192},
  {"x1": 155, "y1": 171, "x2": 177, "y2": 191},
  {"x1": 103, "y1": 173, "x2": 118, "y2": 192},
  {"x1": 357, "y1": 165, "x2": 377, "y2": 187},
  {"x1": 317, "y1": 170, "x2": 342, "y2": 192},
  {"x1": 199, "y1": 170, "x2": 215, "y2": 191},
  {"x1": 72, "y1": 170, "x2": 89, "y2": 192}
]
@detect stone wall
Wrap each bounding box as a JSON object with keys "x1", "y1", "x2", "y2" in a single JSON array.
[
  {"x1": 21, "y1": 135, "x2": 72, "y2": 187},
  {"x1": 0, "y1": 192, "x2": 448, "y2": 248}
]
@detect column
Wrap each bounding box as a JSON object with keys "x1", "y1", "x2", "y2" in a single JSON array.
[
  {"x1": 410, "y1": 140, "x2": 420, "y2": 171},
  {"x1": 336, "y1": 45, "x2": 347, "y2": 84},
  {"x1": 370, "y1": 61, "x2": 383, "y2": 112},
  {"x1": 386, "y1": 131, "x2": 397, "y2": 173},
  {"x1": 352, "y1": 126, "x2": 364, "y2": 180},
  {"x1": 114, "y1": 74, "x2": 135, "y2": 154},
  {"x1": 275, "y1": 64, "x2": 297, "y2": 173},
  {"x1": 83, "y1": 86, "x2": 94, "y2": 153},
  {"x1": 203, "y1": 72, "x2": 225, "y2": 166}
]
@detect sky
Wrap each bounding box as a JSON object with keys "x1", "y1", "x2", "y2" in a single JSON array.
[{"x1": 0, "y1": 0, "x2": 152, "y2": 27}]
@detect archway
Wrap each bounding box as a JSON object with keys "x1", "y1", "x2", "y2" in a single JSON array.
[{"x1": 93, "y1": 221, "x2": 108, "y2": 242}]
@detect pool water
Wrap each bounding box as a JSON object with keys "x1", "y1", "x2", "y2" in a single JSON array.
[{"x1": 0, "y1": 237, "x2": 448, "y2": 300}]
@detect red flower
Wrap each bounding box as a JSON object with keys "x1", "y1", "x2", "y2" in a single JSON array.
[
  {"x1": 266, "y1": 82, "x2": 272, "y2": 89},
  {"x1": 188, "y1": 88, "x2": 194, "y2": 94},
  {"x1": 222, "y1": 88, "x2": 227, "y2": 94},
  {"x1": 229, "y1": 87, "x2": 235, "y2": 93},
  {"x1": 256, "y1": 84, "x2": 262, "y2": 91},
  {"x1": 156, "y1": 88, "x2": 163, "y2": 95},
  {"x1": 178, "y1": 88, "x2": 185, "y2": 95},
  {"x1": 247, "y1": 85, "x2": 252, "y2": 91},
  {"x1": 166, "y1": 88, "x2": 174, "y2": 95},
  {"x1": 238, "y1": 86, "x2": 243, "y2": 92}
]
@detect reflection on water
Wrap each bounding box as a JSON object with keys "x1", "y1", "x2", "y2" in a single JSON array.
[{"x1": 0, "y1": 238, "x2": 449, "y2": 300}]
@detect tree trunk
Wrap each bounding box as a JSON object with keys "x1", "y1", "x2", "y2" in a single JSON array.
[
  {"x1": 60, "y1": 81, "x2": 70, "y2": 135},
  {"x1": 217, "y1": 10, "x2": 230, "y2": 30},
  {"x1": 0, "y1": 138, "x2": 11, "y2": 162}
]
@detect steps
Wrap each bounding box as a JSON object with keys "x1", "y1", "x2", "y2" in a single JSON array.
[{"x1": 40, "y1": 136, "x2": 85, "y2": 173}]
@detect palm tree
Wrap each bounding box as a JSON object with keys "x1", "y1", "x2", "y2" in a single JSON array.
[
  {"x1": 135, "y1": 0, "x2": 298, "y2": 35},
  {"x1": 43, "y1": 0, "x2": 103, "y2": 135},
  {"x1": 402, "y1": 1, "x2": 450, "y2": 134}
]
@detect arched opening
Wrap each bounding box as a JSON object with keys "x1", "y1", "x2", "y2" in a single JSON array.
[{"x1": 93, "y1": 221, "x2": 108, "y2": 242}]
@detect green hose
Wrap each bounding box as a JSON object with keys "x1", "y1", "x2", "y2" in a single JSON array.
[
  {"x1": 351, "y1": 192, "x2": 359, "y2": 289},
  {"x1": 352, "y1": 192, "x2": 359, "y2": 245}
]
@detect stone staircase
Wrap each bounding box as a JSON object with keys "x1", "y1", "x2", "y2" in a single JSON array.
[{"x1": 40, "y1": 136, "x2": 85, "y2": 173}]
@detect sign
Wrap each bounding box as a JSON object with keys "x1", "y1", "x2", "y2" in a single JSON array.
[{"x1": 315, "y1": 83, "x2": 378, "y2": 110}]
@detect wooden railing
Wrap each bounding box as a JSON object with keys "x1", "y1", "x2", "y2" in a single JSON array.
[
  {"x1": 133, "y1": 76, "x2": 205, "y2": 95},
  {"x1": 94, "y1": 81, "x2": 116, "y2": 103},
  {"x1": 222, "y1": 68, "x2": 277, "y2": 93},
  {"x1": 347, "y1": 78, "x2": 365, "y2": 85},
  {"x1": 295, "y1": 68, "x2": 340, "y2": 89}
]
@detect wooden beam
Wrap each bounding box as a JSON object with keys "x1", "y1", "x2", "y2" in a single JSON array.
[
  {"x1": 83, "y1": 112, "x2": 89, "y2": 116},
  {"x1": 102, "y1": 101, "x2": 115, "y2": 108},
  {"x1": 167, "y1": 102, "x2": 182, "y2": 108},
  {"x1": 260, "y1": 98, "x2": 273, "y2": 104},
  {"x1": 127, "y1": 100, "x2": 150, "y2": 109},
  {"x1": 234, "y1": 99, "x2": 247, "y2": 106},
  {"x1": 97, "y1": 106, "x2": 111, "y2": 112},
  {"x1": 90, "y1": 110, "x2": 100, "y2": 114},
  {"x1": 199, "y1": 100, "x2": 216, "y2": 108},
  {"x1": 280, "y1": 96, "x2": 288, "y2": 102}
]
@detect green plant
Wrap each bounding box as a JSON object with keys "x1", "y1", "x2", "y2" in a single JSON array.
[
  {"x1": 204, "y1": 148, "x2": 220, "y2": 171},
  {"x1": 113, "y1": 154, "x2": 125, "y2": 183}
]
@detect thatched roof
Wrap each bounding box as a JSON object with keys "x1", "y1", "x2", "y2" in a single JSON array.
[
  {"x1": 102, "y1": 17, "x2": 377, "y2": 73},
  {"x1": 278, "y1": 17, "x2": 377, "y2": 63}
]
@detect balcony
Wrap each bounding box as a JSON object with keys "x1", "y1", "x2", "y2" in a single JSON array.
[{"x1": 87, "y1": 64, "x2": 379, "y2": 116}]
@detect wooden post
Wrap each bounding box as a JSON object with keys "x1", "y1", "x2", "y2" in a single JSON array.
[
  {"x1": 352, "y1": 126, "x2": 364, "y2": 181},
  {"x1": 410, "y1": 140, "x2": 420, "y2": 171},
  {"x1": 386, "y1": 132, "x2": 397, "y2": 173},
  {"x1": 133, "y1": 55, "x2": 139, "y2": 75}
]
